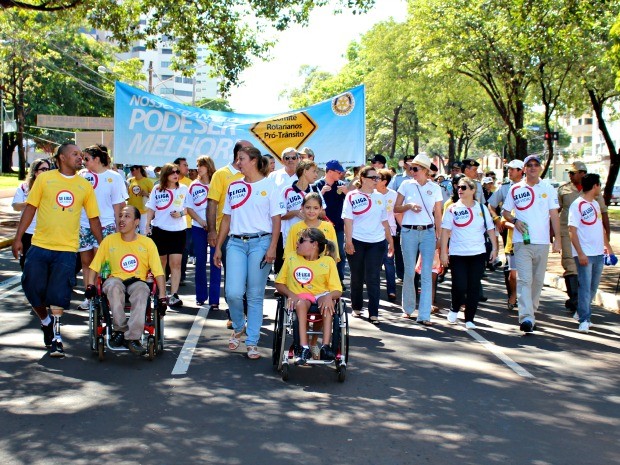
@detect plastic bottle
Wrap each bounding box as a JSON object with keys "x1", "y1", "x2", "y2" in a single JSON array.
[
  {"x1": 522, "y1": 222, "x2": 530, "y2": 245},
  {"x1": 100, "y1": 260, "x2": 111, "y2": 279}
]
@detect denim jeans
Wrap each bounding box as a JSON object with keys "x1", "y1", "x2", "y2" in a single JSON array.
[
  {"x1": 383, "y1": 238, "x2": 396, "y2": 296},
  {"x1": 225, "y1": 234, "x2": 272, "y2": 346},
  {"x1": 401, "y1": 227, "x2": 436, "y2": 321},
  {"x1": 575, "y1": 255, "x2": 604, "y2": 323},
  {"x1": 346, "y1": 238, "x2": 387, "y2": 318}
]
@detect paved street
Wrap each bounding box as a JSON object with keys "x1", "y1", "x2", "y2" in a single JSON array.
[{"x1": 0, "y1": 248, "x2": 619, "y2": 465}]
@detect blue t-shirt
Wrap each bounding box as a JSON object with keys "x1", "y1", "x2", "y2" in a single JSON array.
[{"x1": 313, "y1": 178, "x2": 347, "y2": 232}]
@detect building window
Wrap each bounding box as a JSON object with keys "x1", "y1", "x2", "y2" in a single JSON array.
[
  {"x1": 132, "y1": 46, "x2": 146, "y2": 52},
  {"x1": 159, "y1": 88, "x2": 174, "y2": 95},
  {"x1": 584, "y1": 136, "x2": 592, "y2": 143},
  {"x1": 175, "y1": 77, "x2": 183, "y2": 83},
  {"x1": 162, "y1": 48, "x2": 173, "y2": 55},
  {"x1": 174, "y1": 90, "x2": 193, "y2": 97},
  {"x1": 161, "y1": 61, "x2": 171, "y2": 68},
  {"x1": 161, "y1": 75, "x2": 173, "y2": 80},
  {"x1": 584, "y1": 118, "x2": 593, "y2": 125}
]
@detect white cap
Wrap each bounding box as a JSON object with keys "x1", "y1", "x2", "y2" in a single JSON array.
[
  {"x1": 506, "y1": 159, "x2": 524, "y2": 169},
  {"x1": 482, "y1": 177, "x2": 494, "y2": 184}
]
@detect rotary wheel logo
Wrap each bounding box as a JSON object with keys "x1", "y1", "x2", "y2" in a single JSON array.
[{"x1": 332, "y1": 92, "x2": 355, "y2": 116}]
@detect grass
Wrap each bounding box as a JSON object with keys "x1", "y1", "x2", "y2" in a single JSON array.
[
  {"x1": 0, "y1": 173, "x2": 22, "y2": 190},
  {"x1": 607, "y1": 206, "x2": 620, "y2": 222}
]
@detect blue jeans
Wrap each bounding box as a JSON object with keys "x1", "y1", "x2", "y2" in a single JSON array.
[
  {"x1": 192, "y1": 226, "x2": 215, "y2": 304},
  {"x1": 575, "y1": 255, "x2": 604, "y2": 323},
  {"x1": 346, "y1": 238, "x2": 387, "y2": 318},
  {"x1": 383, "y1": 238, "x2": 396, "y2": 296},
  {"x1": 401, "y1": 227, "x2": 436, "y2": 321},
  {"x1": 225, "y1": 234, "x2": 272, "y2": 346}
]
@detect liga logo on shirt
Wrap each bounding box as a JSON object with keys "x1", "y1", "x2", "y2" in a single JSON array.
[
  {"x1": 349, "y1": 192, "x2": 371, "y2": 215},
  {"x1": 293, "y1": 266, "x2": 314, "y2": 286},
  {"x1": 131, "y1": 185, "x2": 141, "y2": 195},
  {"x1": 189, "y1": 184, "x2": 209, "y2": 206},
  {"x1": 120, "y1": 254, "x2": 139, "y2": 273},
  {"x1": 284, "y1": 188, "x2": 304, "y2": 211},
  {"x1": 56, "y1": 190, "x2": 75, "y2": 209},
  {"x1": 578, "y1": 201, "x2": 598, "y2": 225},
  {"x1": 451, "y1": 206, "x2": 474, "y2": 227},
  {"x1": 154, "y1": 189, "x2": 174, "y2": 210},
  {"x1": 511, "y1": 185, "x2": 535, "y2": 210},
  {"x1": 228, "y1": 181, "x2": 252, "y2": 209},
  {"x1": 82, "y1": 171, "x2": 98, "y2": 189}
]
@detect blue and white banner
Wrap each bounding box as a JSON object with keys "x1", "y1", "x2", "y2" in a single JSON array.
[{"x1": 113, "y1": 82, "x2": 365, "y2": 169}]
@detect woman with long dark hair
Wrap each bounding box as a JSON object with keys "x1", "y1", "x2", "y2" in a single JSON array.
[{"x1": 127, "y1": 165, "x2": 154, "y2": 234}]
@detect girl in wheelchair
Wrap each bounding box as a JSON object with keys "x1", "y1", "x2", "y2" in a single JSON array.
[{"x1": 275, "y1": 227, "x2": 342, "y2": 365}]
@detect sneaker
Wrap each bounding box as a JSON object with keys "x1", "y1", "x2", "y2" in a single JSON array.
[
  {"x1": 447, "y1": 310, "x2": 458, "y2": 324},
  {"x1": 310, "y1": 345, "x2": 321, "y2": 360},
  {"x1": 41, "y1": 321, "x2": 53, "y2": 348},
  {"x1": 465, "y1": 321, "x2": 476, "y2": 330},
  {"x1": 127, "y1": 339, "x2": 146, "y2": 356},
  {"x1": 578, "y1": 321, "x2": 590, "y2": 333},
  {"x1": 572, "y1": 311, "x2": 579, "y2": 321},
  {"x1": 520, "y1": 319, "x2": 534, "y2": 333},
  {"x1": 168, "y1": 294, "x2": 183, "y2": 307},
  {"x1": 295, "y1": 347, "x2": 312, "y2": 365},
  {"x1": 110, "y1": 331, "x2": 125, "y2": 348},
  {"x1": 49, "y1": 339, "x2": 65, "y2": 358},
  {"x1": 479, "y1": 295, "x2": 488, "y2": 302},
  {"x1": 320, "y1": 344, "x2": 335, "y2": 361},
  {"x1": 77, "y1": 298, "x2": 90, "y2": 310}
]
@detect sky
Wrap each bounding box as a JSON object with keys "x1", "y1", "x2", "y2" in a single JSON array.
[{"x1": 228, "y1": 0, "x2": 408, "y2": 114}]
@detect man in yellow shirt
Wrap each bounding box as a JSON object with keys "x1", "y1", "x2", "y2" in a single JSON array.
[
  {"x1": 87, "y1": 205, "x2": 167, "y2": 355},
  {"x1": 12, "y1": 143, "x2": 102, "y2": 357}
]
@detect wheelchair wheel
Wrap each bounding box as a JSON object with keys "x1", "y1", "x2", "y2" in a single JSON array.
[
  {"x1": 272, "y1": 297, "x2": 286, "y2": 371},
  {"x1": 337, "y1": 365, "x2": 346, "y2": 383},
  {"x1": 147, "y1": 336, "x2": 155, "y2": 361},
  {"x1": 97, "y1": 336, "x2": 105, "y2": 361},
  {"x1": 333, "y1": 301, "x2": 350, "y2": 364},
  {"x1": 88, "y1": 299, "x2": 96, "y2": 352},
  {"x1": 281, "y1": 363, "x2": 289, "y2": 381}
]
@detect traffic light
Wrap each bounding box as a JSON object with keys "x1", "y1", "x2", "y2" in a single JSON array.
[{"x1": 544, "y1": 132, "x2": 559, "y2": 141}]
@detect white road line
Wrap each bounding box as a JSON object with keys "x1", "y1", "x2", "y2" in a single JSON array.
[
  {"x1": 465, "y1": 327, "x2": 535, "y2": 379},
  {"x1": 0, "y1": 285, "x2": 23, "y2": 302},
  {"x1": 171, "y1": 306, "x2": 210, "y2": 376},
  {"x1": 0, "y1": 275, "x2": 21, "y2": 289}
]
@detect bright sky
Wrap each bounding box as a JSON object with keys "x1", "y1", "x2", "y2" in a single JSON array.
[{"x1": 228, "y1": 0, "x2": 408, "y2": 114}]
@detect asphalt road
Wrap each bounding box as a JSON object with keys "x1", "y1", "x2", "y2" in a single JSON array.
[{"x1": 0, "y1": 249, "x2": 619, "y2": 465}]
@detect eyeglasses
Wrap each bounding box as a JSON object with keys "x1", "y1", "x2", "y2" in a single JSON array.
[
  {"x1": 363, "y1": 175, "x2": 380, "y2": 181},
  {"x1": 283, "y1": 155, "x2": 298, "y2": 161},
  {"x1": 171, "y1": 170, "x2": 181, "y2": 175},
  {"x1": 458, "y1": 185, "x2": 470, "y2": 191},
  {"x1": 298, "y1": 237, "x2": 315, "y2": 244}
]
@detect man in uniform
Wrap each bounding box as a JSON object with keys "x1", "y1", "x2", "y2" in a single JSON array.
[
  {"x1": 557, "y1": 161, "x2": 609, "y2": 313},
  {"x1": 461, "y1": 158, "x2": 484, "y2": 203}
]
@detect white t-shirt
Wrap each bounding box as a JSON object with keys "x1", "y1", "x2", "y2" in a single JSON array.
[
  {"x1": 281, "y1": 181, "x2": 326, "y2": 241},
  {"x1": 188, "y1": 181, "x2": 209, "y2": 228},
  {"x1": 342, "y1": 189, "x2": 388, "y2": 243},
  {"x1": 568, "y1": 197, "x2": 605, "y2": 257},
  {"x1": 502, "y1": 179, "x2": 559, "y2": 244},
  {"x1": 268, "y1": 168, "x2": 298, "y2": 190},
  {"x1": 441, "y1": 200, "x2": 495, "y2": 256},
  {"x1": 12, "y1": 182, "x2": 36, "y2": 235},
  {"x1": 79, "y1": 169, "x2": 128, "y2": 228},
  {"x1": 146, "y1": 184, "x2": 190, "y2": 232},
  {"x1": 382, "y1": 188, "x2": 398, "y2": 236},
  {"x1": 223, "y1": 177, "x2": 286, "y2": 235},
  {"x1": 397, "y1": 179, "x2": 443, "y2": 226}
]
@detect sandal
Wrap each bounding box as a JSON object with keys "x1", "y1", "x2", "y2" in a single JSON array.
[
  {"x1": 352, "y1": 309, "x2": 362, "y2": 317},
  {"x1": 247, "y1": 345, "x2": 261, "y2": 360},
  {"x1": 369, "y1": 316, "x2": 380, "y2": 325},
  {"x1": 431, "y1": 306, "x2": 441, "y2": 315},
  {"x1": 228, "y1": 327, "x2": 246, "y2": 350},
  {"x1": 418, "y1": 320, "x2": 433, "y2": 327},
  {"x1": 402, "y1": 313, "x2": 413, "y2": 319}
]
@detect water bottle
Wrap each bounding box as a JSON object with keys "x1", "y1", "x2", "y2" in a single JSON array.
[
  {"x1": 100, "y1": 260, "x2": 111, "y2": 279},
  {"x1": 522, "y1": 222, "x2": 530, "y2": 245}
]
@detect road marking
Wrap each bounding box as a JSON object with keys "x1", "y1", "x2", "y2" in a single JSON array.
[
  {"x1": 171, "y1": 306, "x2": 210, "y2": 376},
  {"x1": 0, "y1": 274, "x2": 21, "y2": 289},
  {"x1": 465, "y1": 327, "x2": 535, "y2": 378},
  {"x1": 0, "y1": 285, "x2": 23, "y2": 302}
]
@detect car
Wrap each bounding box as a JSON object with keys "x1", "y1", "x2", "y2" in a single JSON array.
[{"x1": 611, "y1": 185, "x2": 620, "y2": 206}]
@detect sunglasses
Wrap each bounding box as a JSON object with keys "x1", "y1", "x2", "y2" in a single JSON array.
[
  {"x1": 363, "y1": 175, "x2": 380, "y2": 181},
  {"x1": 283, "y1": 155, "x2": 299, "y2": 161},
  {"x1": 458, "y1": 185, "x2": 470, "y2": 191},
  {"x1": 298, "y1": 237, "x2": 315, "y2": 244},
  {"x1": 525, "y1": 163, "x2": 540, "y2": 168},
  {"x1": 170, "y1": 170, "x2": 181, "y2": 175},
  {"x1": 408, "y1": 166, "x2": 420, "y2": 172}
]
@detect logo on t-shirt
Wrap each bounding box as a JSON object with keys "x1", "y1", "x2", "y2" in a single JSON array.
[
  {"x1": 349, "y1": 192, "x2": 372, "y2": 215},
  {"x1": 451, "y1": 205, "x2": 474, "y2": 227},
  {"x1": 82, "y1": 171, "x2": 98, "y2": 189},
  {"x1": 511, "y1": 185, "x2": 535, "y2": 210},
  {"x1": 293, "y1": 266, "x2": 314, "y2": 286},
  {"x1": 578, "y1": 201, "x2": 598, "y2": 225},
  {"x1": 285, "y1": 188, "x2": 304, "y2": 211},
  {"x1": 228, "y1": 181, "x2": 252, "y2": 209},
  {"x1": 154, "y1": 189, "x2": 174, "y2": 210},
  {"x1": 131, "y1": 185, "x2": 141, "y2": 195},
  {"x1": 56, "y1": 190, "x2": 75, "y2": 209},
  {"x1": 120, "y1": 254, "x2": 139, "y2": 273},
  {"x1": 189, "y1": 183, "x2": 209, "y2": 206}
]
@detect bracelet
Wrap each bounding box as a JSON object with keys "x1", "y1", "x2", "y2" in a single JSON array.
[{"x1": 493, "y1": 216, "x2": 500, "y2": 221}]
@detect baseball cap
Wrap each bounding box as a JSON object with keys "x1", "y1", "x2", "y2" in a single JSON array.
[
  {"x1": 370, "y1": 154, "x2": 387, "y2": 165},
  {"x1": 301, "y1": 147, "x2": 314, "y2": 157},
  {"x1": 523, "y1": 155, "x2": 542, "y2": 165},
  {"x1": 325, "y1": 160, "x2": 345, "y2": 172},
  {"x1": 570, "y1": 161, "x2": 587, "y2": 172},
  {"x1": 482, "y1": 177, "x2": 494, "y2": 184},
  {"x1": 506, "y1": 159, "x2": 524, "y2": 169}
]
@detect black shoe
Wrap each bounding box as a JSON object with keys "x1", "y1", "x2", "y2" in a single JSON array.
[
  {"x1": 295, "y1": 347, "x2": 312, "y2": 365},
  {"x1": 110, "y1": 331, "x2": 125, "y2": 348},
  {"x1": 520, "y1": 320, "x2": 534, "y2": 333},
  {"x1": 479, "y1": 295, "x2": 488, "y2": 302},
  {"x1": 127, "y1": 339, "x2": 146, "y2": 356},
  {"x1": 320, "y1": 344, "x2": 335, "y2": 361},
  {"x1": 49, "y1": 339, "x2": 65, "y2": 358},
  {"x1": 41, "y1": 321, "x2": 53, "y2": 348},
  {"x1": 168, "y1": 293, "x2": 183, "y2": 307},
  {"x1": 388, "y1": 293, "x2": 397, "y2": 302}
]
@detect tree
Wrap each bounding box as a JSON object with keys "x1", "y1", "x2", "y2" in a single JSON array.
[
  {"x1": 1, "y1": 0, "x2": 375, "y2": 94},
  {"x1": 195, "y1": 97, "x2": 233, "y2": 112}
]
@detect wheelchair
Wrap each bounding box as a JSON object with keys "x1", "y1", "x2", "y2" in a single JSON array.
[
  {"x1": 88, "y1": 273, "x2": 164, "y2": 361},
  {"x1": 271, "y1": 295, "x2": 349, "y2": 382}
]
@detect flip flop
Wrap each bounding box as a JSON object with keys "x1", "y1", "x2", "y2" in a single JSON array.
[{"x1": 418, "y1": 320, "x2": 433, "y2": 327}]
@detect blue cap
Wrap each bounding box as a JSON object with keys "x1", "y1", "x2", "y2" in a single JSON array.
[
  {"x1": 325, "y1": 160, "x2": 345, "y2": 172},
  {"x1": 523, "y1": 155, "x2": 542, "y2": 165}
]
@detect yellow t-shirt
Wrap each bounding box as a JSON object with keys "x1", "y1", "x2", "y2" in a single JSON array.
[
  {"x1": 276, "y1": 254, "x2": 342, "y2": 296},
  {"x1": 284, "y1": 220, "x2": 340, "y2": 262},
  {"x1": 127, "y1": 177, "x2": 154, "y2": 214},
  {"x1": 207, "y1": 165, "x2": 243, "y2": 232},
  {"x1": 27, "y1": 170, "x2": 99, "y2": 252},
  {"x1": 179, "y1": 176, "x2": 192, "y2": 228},
  {"x1": 90, "y1": 233, "x2": 164, "y2": 281}
]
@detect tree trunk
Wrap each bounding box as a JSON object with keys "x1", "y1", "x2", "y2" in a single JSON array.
[
  {"x1": 389, "y1": 104, "x2": 402, "y2": 161},
  {"x1": 589, "y1": 89, "x2": 618, "y2": 205},
  {"x1": 16, "y1": 78, "x2": 26, "y2": 180},
  {"x1": 447, "y1": 130, "x2": 456, "y2": 165},
  {"x1": 541, "y1": 120, "x2": 554, "y2": 179}
]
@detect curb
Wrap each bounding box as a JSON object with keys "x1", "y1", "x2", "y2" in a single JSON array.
[{"x1": 545, "y1": 271, "x2": 620, "y2": 313}]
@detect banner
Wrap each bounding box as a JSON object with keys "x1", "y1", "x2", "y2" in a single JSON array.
[{"x1": 113, "y1": 82, "x2": 365, "y2": 169}]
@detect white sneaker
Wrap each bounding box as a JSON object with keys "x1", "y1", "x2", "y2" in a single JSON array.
[
  {"x1": 573, "y1": 311, "x2": 579, "y2": 321},
  {"x1": 310, "y1": 345, "x2": 321, "y2": 360},
  {"x1": 77, "y1": 298, "x2": 90, "y2": 310},
  {"x1": 465, "y1": 321, "x2": 476, "y2": 330},
  {"x1": 447, "y1": 310, "x2": 458, "y2": 324},
  {"x1": 578, "y1": 321, "x2": 589, "y2": 333}
]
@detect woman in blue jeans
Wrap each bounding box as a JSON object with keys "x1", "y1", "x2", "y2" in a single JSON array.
[
  {"x1": 394, "y1": 153, "x2": 443, "y2": 325},
  {"x1": 213, "y1": 147, "x2": 284, "y2": 359},
  {"x1": 343, "y1": 165, "x2": 394, "y2": 325}
]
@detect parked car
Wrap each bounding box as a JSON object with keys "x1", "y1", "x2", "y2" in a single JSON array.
[{"x1": 611, "y1": 185, "x2": 620, "y2": 206}]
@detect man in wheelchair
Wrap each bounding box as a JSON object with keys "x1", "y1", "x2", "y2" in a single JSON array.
[
  {"x1": 275, "y1": 228, "x2": 342, "y2": 365},
  {"x1": 86, "y1": 206, "x2": 167, "y2": 355}
]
